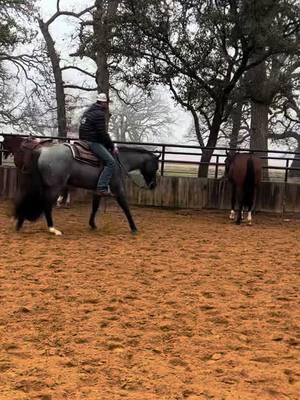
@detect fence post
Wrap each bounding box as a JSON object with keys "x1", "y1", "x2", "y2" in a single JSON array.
[
  {"x1": 284, "y1": 159, "x2": 289, "y2": 182},
  {"x1": 160, "y1": 145, "x2": 166, "y2": 176},
  {"x1": 215, "y1": 155, "x2": 219, "y2": 179}
]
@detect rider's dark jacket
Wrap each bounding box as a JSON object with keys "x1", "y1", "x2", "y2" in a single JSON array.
[{"x1": 79, "y1": 103, "x2": 114, "y2": 151}]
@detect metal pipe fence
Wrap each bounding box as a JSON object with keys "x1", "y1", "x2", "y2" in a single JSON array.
[{"x1": 0, "y1": 133, "x2": 299, "y2": 182}]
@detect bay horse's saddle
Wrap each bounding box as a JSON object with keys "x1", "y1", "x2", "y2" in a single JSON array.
[
  {"x1": 18, "y1": 139, "x2": 102, "y2": 172},
  {"x1": 21, "y1": 138, "x2": 53, "y2": 151},
  {"x1": 64, "y1": 141, "x2": 101, "y2": 167}
]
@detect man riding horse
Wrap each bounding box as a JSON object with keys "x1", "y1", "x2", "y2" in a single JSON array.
[{"x1": 79, "y1": 92, "x2": 118, "y2": 197}]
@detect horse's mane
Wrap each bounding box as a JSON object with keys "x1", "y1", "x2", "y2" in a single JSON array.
[{"x1": 118, "y1": 144, "x2": 159, "y2": 157}]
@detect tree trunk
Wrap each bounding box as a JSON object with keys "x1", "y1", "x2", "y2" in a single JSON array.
[
  {"x1": 38, "y1": 19, "x2": 67, "y2": 138},
  {"x1": 120, "y1": 116, "x2": 126, "y2": 141},
  {"x1": 198, "y1": 105, "x2": 223, "y2": 177},
  {"x1": 250, "y1": 101, "x2": 269, "y2": 179},
  {"x1": 247, "y1": 59, "x2": 271, "y2": 179},
  {"x1": 93, "y1": 1, "x2": 120, "y2": 127},
  {"x1": 189, "y1": 107, "x2": 204, "y2": 148},
  {"x1": 229, "y1": 101, "x2": 243, "y2": 150},
  {"x1": 289, "y1": 139, "x2": 300, "y2": 178}
]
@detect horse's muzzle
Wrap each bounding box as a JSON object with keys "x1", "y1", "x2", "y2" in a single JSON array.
[{"x1": 148, "y1": 181, "x2": 156, "y2": 190}]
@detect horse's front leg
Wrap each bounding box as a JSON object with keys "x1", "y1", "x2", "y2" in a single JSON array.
[
  {"x1": 89, "y1": 195, "x2": 101, "y2": 229},
  {"x1": 66, "y1": 191, "x2": 71, "y2": 207},
  {"x1": 44, "y1": 203, "x2": 62, "y2": 235},
  {"x1": 115, "y1": 193, "x2": 137, "y2": 233},
  {"x1": 229, "y1": 184, "x2": 236, "y2": 220},
  {"x1": 15, "y1": 216, "x2": 25, "y2": 231},
  {"x1": 56, "y1": 187, "x2": 71, "y2": 208}
]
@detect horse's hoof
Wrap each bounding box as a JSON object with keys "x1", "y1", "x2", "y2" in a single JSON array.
[
  {"x1": 15, "y1": 220, "x2": 24, "y2": 231},
  {"x1": 89, "y1": 220, "x2": 97, "y2": 230},
  {"x1": 131, "y1": 229, "x2": 138, "y2": 235},
  {"x1": 49, "y1": 227, "x2": 62, "y2": 236}
]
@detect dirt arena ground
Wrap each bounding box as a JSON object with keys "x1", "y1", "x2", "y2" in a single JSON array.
[{"x1": 0, "y1": 201, "x2": 299, "y2": 400}]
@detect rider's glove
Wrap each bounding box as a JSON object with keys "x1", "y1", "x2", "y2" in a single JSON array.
[{"x1": 113, "y1": 144, "x2": 119, "y2": 155}]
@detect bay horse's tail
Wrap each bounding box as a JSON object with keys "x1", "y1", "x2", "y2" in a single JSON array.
[
  {"x1": 15, "y1": 150, "x2": 46, "y2": 221},
  {"x1": 243, "y1": 156, "x2": 255, "y2": 209}
]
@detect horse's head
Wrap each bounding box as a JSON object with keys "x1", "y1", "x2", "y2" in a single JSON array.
[
  {"x1": 140, "y1": 153, "x2": 160, "y2": 190},
  {"x1": 2, "y1": 135, "x2": 24, "y2": 159},
  {"x1": 2, "y1": 136, "x2": 15, "y2": 159},
  {"x1": 224, "y1": 150, "x2": 236, "y2": 175}
]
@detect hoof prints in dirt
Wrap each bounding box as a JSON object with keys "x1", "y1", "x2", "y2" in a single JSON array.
[{"x1": 0, "y1": 203, "x2": 299, "y2": 399}]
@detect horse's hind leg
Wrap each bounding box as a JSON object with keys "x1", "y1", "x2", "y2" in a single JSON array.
[
  {"x1": 89, "y1": 195, "x2": 101, "y2": 229},
  {"x1": 247, "y1": 210, "x2": 252, "y2": 225},
  {"x1": 57, "y1": 187, "x2": 70, "y2": 208},
  {"x1": 115, "y1": 194, "x2": 137, "y2": 233},
  {"x1": 45, "y1": 211, "x2": 62, "y2": 235},
  {"x1": 236, "y1": 206, "x2": 243, "y2": 225},
  {"x1": 44, "y1": 204, "x2": 62, "y2": 235},
  {"x1": 236, "y1": 189, "x2": 243, "y2": 225},
  {"x1": 247, "y1": 190, "x2": 256, "y2": 226},
  {"x1": 229, "y1": 184, "x2": 236, "y2": 220}
]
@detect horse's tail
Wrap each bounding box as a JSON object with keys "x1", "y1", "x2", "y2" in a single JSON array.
[
  {"x1": 243, "y1": 156, "x2": 255, "y2": 208},
  {"x1": 15, "y1": 150, "x2": 46, "y2": 221}
]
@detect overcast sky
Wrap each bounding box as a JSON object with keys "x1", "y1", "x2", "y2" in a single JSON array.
[
  {"x1": 32, "y1": 1, "x2": 297, "y2": 153},
  {"x1": 37, "y1": 0, "x2": 192, "y2": 144}
]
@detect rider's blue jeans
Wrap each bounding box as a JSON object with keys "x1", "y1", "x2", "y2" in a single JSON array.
[{"x1": 89, "y1": 142, "x2": 116, "y2": 190}]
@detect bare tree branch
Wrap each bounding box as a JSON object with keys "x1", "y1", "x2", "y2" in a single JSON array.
[
  {"x1": 61, "y1": 66, "x2": 96, "y2": 80},
  {"x1": 63, "y1": 84, "x2": 98, "y2": 91},
  {"x1": 45, "y1": 5, "x2": 95, "y2": 27}
]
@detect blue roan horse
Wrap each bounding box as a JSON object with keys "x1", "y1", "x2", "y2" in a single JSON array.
[{"x1": 14, "y1": 142, "x2": 160, "y2": 235}]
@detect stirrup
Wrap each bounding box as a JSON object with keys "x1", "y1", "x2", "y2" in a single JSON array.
[{"x1": 94, "y1": 188, "x2": 114, "y2": 197}]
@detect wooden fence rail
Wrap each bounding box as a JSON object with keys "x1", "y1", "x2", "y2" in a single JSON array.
[{"x1": 0, "y1": 166, "x2": 299, "y2": 213}]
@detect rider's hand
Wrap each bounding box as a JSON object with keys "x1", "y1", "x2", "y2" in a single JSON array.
[{"x1": 113, "y1": 145, "x2": 119, "y2": 155}]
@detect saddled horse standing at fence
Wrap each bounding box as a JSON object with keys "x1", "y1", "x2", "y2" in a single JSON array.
[
  {"x1": 225, "y1": 152, "x2": 262, "y2": 225},
  {"x1": 5, "y1": 137, "x2": 159, "y2": 235}
]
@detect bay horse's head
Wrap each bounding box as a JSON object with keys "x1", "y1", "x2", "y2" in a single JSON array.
[
  {"x1": 224, "y1": 150, "x2": 237, "y2": 175},
  {"x1": 2, "y1": 135, "x2": 24, "y2": 159}
]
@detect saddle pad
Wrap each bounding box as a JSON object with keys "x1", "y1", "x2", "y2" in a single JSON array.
[{"x1": 64, "y1": 141, "x2": 101, "y2": 167}]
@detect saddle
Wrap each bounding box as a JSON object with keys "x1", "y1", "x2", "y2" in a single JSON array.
[
  {"x1": 21, "y1": 138, "x2": 53, "y2": 151},
  {"x1": 64, "y1": 140, "x2": 101, "y2": 167}
]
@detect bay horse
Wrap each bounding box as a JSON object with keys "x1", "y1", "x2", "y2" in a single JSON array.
[
  {"x1": 7, "y1": 138, "x2": 159, "y2": 235},
  {"x1": 225, "y1": 151, "x2": 262, "y2": 225},
  {"x1": 2, "y1": 135, "x2": 71, "y2": 208}
]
